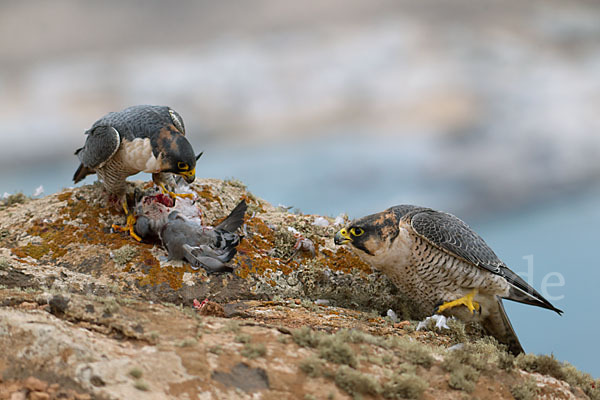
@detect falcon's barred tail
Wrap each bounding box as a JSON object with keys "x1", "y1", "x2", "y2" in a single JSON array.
[
  {"x1": 73, "y1": 162, "x2": 93, "y2": 183},
  {"x1": 482, "y1": 298, "x2": 524, "y2": 356}
]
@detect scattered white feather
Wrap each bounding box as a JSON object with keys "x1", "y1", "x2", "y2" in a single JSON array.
[
  {"x1": 386, "y1": 309, "x2": 398, "y2": 323},
  {"x1": 33, "y1": 185, "x2": 44, "y2": 197},
  {"x1": 2, "y1": 192, "x2": 9, "y2": 199},
  {"x1": 287, "y1": 226, "x2": 301, "y2": 235},
  {"x1": 174, "y1": 181, "x2": 195, "y2": 198},
  {"x1": 448, "y1": 343, "x2": 465, "y2": 352},
  {"x1": 313, "y1": 216, "x2": 329, "y2": 227},
  {"x1": 334, "y1": 214, "x2": 346, "y2": 226},
  {"x1": 182, "y1": 272, "x2": 196, "y2": 286},
  {"x1": 315, "y1": 299, "x2": 330, "y2": 306},
  {"x1": 416, "y1": 314, "x2": 450, "y2": 331},
  {"x1": 172, "y1": 197, "x2": 203, "y2": 224}
]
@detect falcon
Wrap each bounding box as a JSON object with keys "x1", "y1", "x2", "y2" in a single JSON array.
[
  {"x1": 73, "y1": 105, "x2": 199, "y2": 241},
  {"x1": 334, "y1": 205, "x2": 562, "y2": 355}
]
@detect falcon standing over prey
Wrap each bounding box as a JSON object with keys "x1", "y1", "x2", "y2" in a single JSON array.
[
  {"x1": 334, "y1": 205, "x2": 562, "y2": 355},
  {"x1": 73, "y1": 105, "x2": 199, "y2": 241}
]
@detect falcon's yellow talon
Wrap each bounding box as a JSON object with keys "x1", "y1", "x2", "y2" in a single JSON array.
[
  {"x1": 437, "y1": 289, "x2": 480, "y2": 314},
  {"x1": 112, "y1": 206, "x2": 142, "y2": 242},
  {"x1": 174, "y1": 192, "x2": 194, "y2": 199},
  {"x1": 158, "y1": 183, "x2": 194, "y2": 200}
]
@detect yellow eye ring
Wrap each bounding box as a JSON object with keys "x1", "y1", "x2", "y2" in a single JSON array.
[
  {"x1": 177, "y1": 162, "x2": 189, "y2": 170},
  {"x1": 350, "y1": 227, "x2": 364, "y2": 237}
]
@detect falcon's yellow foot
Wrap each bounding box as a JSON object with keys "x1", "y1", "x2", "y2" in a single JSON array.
[
  {"x1": 112, "y1": 213, "x2": 142, "y2": 242},
  {"x1": 436, "y1": 289, "x2": 480, "y2": 314},
  {"x1": 158, "y1": 183, "x2": 194, "y2": 200}
]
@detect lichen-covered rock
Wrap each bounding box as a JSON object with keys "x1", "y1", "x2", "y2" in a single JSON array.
[
  {"x1": 0, "y1": 179, "x2": 414, "y2": 315},
  {"x1": 0, "y1": 180, "x2": 597, "y2": 399}
]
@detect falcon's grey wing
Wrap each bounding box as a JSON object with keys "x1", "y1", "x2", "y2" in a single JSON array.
[
  {"x1": 73, "y1": 126, "x2": 120, "y2": 183},
  {"x1": 409, "y1": 209, "x2": 503, "y2": 272},
  {"x1": 75, "y1": 126, "x2": 121, "y2": 170},
  {"x1": 409, "y1": 209, "x2": 562, "y2": 314}
]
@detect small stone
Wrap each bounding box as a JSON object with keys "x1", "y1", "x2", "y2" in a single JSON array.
[
  {"x1": 18, "y1": 302, "x2": 38, "y2": 310},
  {"x1": 394, "y1": 321, "x2": 411, "y2": 329},
  {"x1": 198, "y1": 301, "x2": 225, "y2": 317},
  {"x1": 29, "y1": 391, "x2": 50, "y2": 400},
  {"x1": 90, "y1": 375, "x2": 105, "y2": 387},
  {"x1": 48, "y1": 295, "x2": 69, "y2": 316},
  {"x1": 24, "y1": 377, "x2": 47, "y2": 392},
  {"x1": 223, "y1": 302, "x2": 249, "y2": 318},
  {"x1": 10, "y1": 391, "x2": 26, "y2": 400},
  {"x1": 47, "y1": 384, "x2": 59, "y2": 394},
  {"x1": 73, "y1": 393, "x2": 92, "y2": 400}
]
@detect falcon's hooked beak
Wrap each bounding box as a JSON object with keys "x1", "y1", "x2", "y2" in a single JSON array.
[
  {"x1": 334, "y1": 228, "x2": 352, "y2": 245},
  {"x1": 180, "y1": 168, "x2": 196, "y2": 184},
  {"x1": 179, "y1": 152, "x2": 201, "y2": 183}
]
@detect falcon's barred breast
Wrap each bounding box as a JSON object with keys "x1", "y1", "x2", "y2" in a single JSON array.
[{"x1": 334, "y1": 205, "x2": 562, "y2": 355}]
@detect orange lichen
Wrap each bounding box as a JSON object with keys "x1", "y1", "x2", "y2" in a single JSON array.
[
  {"x1": 241, "y1": 193, "x2": 266, "y2": 213},
  {"x1": 135, "y1": 249, "x2": 188, "y2": 290},
  {"x1": 57, "y1": 191, "x2": 73, "y2": 202},
  {"x1": 319, "y1": 247, "x2": 372, "y2": 275},
  {"x1": 11, "y1": 195, "x2": 157, "y2": 274},
  {"x1": 195, "y1": 185, "x2": 222, "y2": 210},
  {"x1": 11, "y1": 243, "x2": 49, "y2": 259},
  {"x1": 233, "y1": 214, "x2": 300, "y2": 281}
]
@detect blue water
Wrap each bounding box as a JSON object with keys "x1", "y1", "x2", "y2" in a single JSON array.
[{"x1": 1, "y1": 139, "x2": 598, "y2": 377}]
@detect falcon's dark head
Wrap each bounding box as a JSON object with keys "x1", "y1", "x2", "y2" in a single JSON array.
[
  {"x1": 154, "y1": 108, "x2": 197, "y2": 183},
  {"x1": 334, "y1": 205, "x2": 421, "y2": 257}
]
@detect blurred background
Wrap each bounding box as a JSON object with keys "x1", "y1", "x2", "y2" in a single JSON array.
[{"x1": 0, "y1": 0, "x2": 598, "y2": 376}]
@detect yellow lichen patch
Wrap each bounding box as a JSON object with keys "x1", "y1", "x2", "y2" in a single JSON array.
[
  {"x1": 234, "y1": 216, "x2": 298, "y2": 280},
  {"x1": 11, "y1": 195, "x2": 154, "y2": 268},
  {"x1": 319, "y1": 247, "x2": 372, "y2": 274},
  {"x1": 11, "y1": 217, "x2": 82, "y2": 260},
  {"x1": 11, "y1": 243, "x2": 50, "y2": 260},
  {"x1": 56, "y1": 191, "x2": 73, "y2": 202},
  {"x1": 63, "y1": 198, "x2": 112, "y2": 227},
  {"x1": 241, "y1": 193, "x2": 266, "y2": 214},
  {"x1": 194, "y1": 185, "x2": 223, "y2": 210},
  {"x1": 136, "y1": 249, "x2": 186, "y2": 290}
]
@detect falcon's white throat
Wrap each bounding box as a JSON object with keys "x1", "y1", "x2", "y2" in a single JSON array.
[
  {"x1": 120, "y1": 138, "x2": 162, "y2": 173},
  {"x1": 370, "y1": 226, "x2": 414, "y2": 270},
  {"x1": 352, "y1": 225, "x2": 414, "y2": 278}
]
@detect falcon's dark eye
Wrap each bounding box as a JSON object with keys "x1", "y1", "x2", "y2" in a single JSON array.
[
  {"x1": 169, "y1": 109, "x2": 185, "y2": 134},
  {"x1": 350, "y1": 227, "x2": 364, "y2": 237},
  {"x1": 177, "y1": 162, "x2": 189, "y2": 171}
]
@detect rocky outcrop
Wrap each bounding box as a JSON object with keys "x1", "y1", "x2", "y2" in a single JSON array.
[{"x1": 0, "y1": 180, "x2": 597, "y2": 399}]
